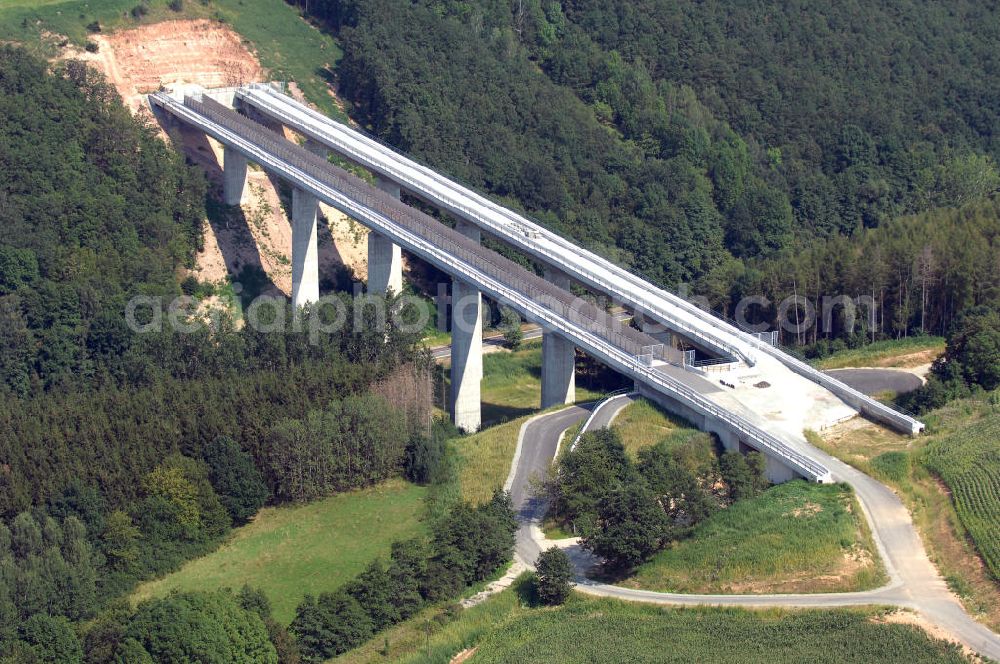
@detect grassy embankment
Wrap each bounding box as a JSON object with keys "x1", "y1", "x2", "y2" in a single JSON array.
[
  {"x1": 131, "y1": 479, "x2": 427, "y2": 624},
  {"x1": 811, "y1": 336, "x2": 945, "y2": 370},
  {"x1": 610, "y1": 397, "x2": 710, "y2": 459},
  {"x1": 335, "y1": 578, "x2": 969, "y2": 664},
  {"x1": 454, "y1": 339, "x2": 602, "y2": 425},
  {"x1": 624, "y1": 481, "x2": 885, "y2": 593},
  {"x1": 811, "y1": 389, "x2": 1000, "y2": 630},
  {"x1": 561, "y1": 398, "x2": 883, "y2": 593}
]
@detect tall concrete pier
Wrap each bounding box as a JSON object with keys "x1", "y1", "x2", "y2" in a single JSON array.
[
  {"x1": 291, "y1": 187, "x2": 320, "y2": 308},
  {"x1": 450, "y1": 220, "x2": 482, "y2": 432},
  {"x1": 368, "y1": 177, "x2": 404, "y2": 296},
  {"x1": 541, "y1": 268, "x2": 576, "y2": 408},
  {"x1": 223, "y1": 146, "x2": 247, "y2": 206}
]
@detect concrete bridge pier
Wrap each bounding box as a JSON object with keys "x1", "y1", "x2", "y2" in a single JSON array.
[
  {"x1": 368, "y1": 177, "x2": 404, "y2": 296},
  {"x1": 291, "y1": 187, "x2": 320, "y2": 308},
  {"x1": 541, "y1": 268, "x2": 576, "y2": 408},
  {"x1": 223, "y1": 147, "x2": 247, "y2": 206},
  {"x1": 450, "y1": 220, "x2": 482, "y2": 432}
]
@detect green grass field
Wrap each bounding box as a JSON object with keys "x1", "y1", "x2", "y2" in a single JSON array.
[
  {"x1": 335, "y1": 578, "x2": 968, "y2": 663},
  {"x1": 924, "y1": 414, "x2": 1000, "y2": 581},
  {"x1": 623, "y1": 481, "x2": 885, "y2": 594},
  {"x1": 0, "y1": 0, "x2": 347, "y2": 120},
  {"x1": 811, "y1": 336, "x2": 945, "y2": 370},
  {"x1": 610, "y1": 398, "x2": 709, "y2": 459},
  {"x1": 812, "y1": 390, "x2": 1000, "y2": 629},
  {"x1": 453, "y1": 415, "x2": 532, "y2": 506},
  {"x1": 474, "y1": 341, "x2": 601, "y2": 424},
  {"x1": 131, "y1": 479, "x2": 427, "y2": 624}
]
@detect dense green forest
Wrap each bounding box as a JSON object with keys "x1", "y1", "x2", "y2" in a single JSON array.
[
  {"x1": 296, "y1": 0, "x2": 1000, "y2": 344},
  {"x1": 0, "y1": 47, "x2": 204, "y2": 396},
  {"x1": 0, "y1": 46, "x2": 483, "y2": 662}
]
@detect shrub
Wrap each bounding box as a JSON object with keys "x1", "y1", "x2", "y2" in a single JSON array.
[
  {"x1": 84, "y1": 41, "x2": 99, "y2": 53},
  {"x1": 128, "y1": 591, "x2": 277, "y2": 663},
  {"x1": 535, "y1": 547, "x2": 573, "y2": 605},
  {"x1": 582, "y1": 482, "x2": 668, "y2": 570},
  {"x1": 500, "y1": 306, "x2": 523, "y2": 349},
  {"x1": 291, "y1": 591, "x2": 372, "y2": 662}
]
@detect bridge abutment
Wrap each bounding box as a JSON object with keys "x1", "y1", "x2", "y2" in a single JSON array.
[
  {"x1": 223, "y1": 146, "x2": 247, "y2": 206},
  {"x1": 450, "y1": 220, "x2": 482, "y2": 432},
  {"x1": 635, "y1": 383, "x2": 802, "y2": 484},
  {"x1": 291, "y1": 187, "x2": 320, "y2": 308},
  {"x1": 541, "y1": 268, "x2": 576, "y2": 408},
  {"x1": 368, "y1": 177, "x2": 404, "y2": 296}
]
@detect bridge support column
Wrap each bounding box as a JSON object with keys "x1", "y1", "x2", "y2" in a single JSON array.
[
  {"x1": 541, "y1": 268, "x2": 576, "y2": 408},
  {"x1": 368, "y1": 177, "x2": 403, "y2": 296},
  {"x1": 291, "y1": 187, "x2": 320, "y2": 308},
  {"x1": 223, "y1": 147, "x2": 247, "y2": 206},
  {"x1": 450, "y1": 220, "x2": 482, "y2": 432}
]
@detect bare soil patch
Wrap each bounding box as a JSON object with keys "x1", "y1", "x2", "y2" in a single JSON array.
[
  {"x1": 67, "y1": 20, "x2": 262, "y2": 111},
  {"x1": 66, "y1": 19, "x2": 367, "y2": 290},
  {"x1": 871, "y1": 348, "x2": 941, "y2": 370}
]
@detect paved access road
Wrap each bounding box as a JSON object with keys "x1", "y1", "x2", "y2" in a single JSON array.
[
  {"x1": 825, "y1": 368, "x2": 924, "y2": 395},
  {"x1": 508, "y1": 396, "x2": 1000, "y2": 660}
]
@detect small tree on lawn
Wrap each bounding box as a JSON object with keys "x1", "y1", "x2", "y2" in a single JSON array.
[
  {"x1": 720, "y1": 450, "x2": 755, "y2": 503},
  {"x1": 500, "y1": 306, "x2": 523, "y2": 350},
  {"x1": 535, "y1": 547, "x2": 573, "y2": 605},
  {"x1": 583, "y1": 483, "x2": 668, "y2": 571}
]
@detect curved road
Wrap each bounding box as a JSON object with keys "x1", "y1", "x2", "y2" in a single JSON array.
[{"x1": 508, "y1": 396, "x2": 1000, "y2": 660}]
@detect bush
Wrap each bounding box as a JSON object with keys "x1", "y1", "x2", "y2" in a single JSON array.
[
  {"x1": 128, "y1": 591, "x2": 277, "y2": 663},
  {"x1": 290, "y1": 591, "x2": 372, "y2": 662},
  {"x1": 168, "y1": 0, "x2": 184, "y2": 11},
  {"x1": 130, "y1": 4, "x2": 148, "y2": 19},
  {"x1": 500, "y1": 306, "x2": 523, "y2": 350},
  {"x1": 84, "y1": 41, "x2": 99, "y2": 53},
  {"x1": 404, "y1": 430, "x2": 446, "y2": 485},
  {"x1": 720, "y1": 450, "x2": 767, "y2": 503},
  {"x1": 582, "y1": 482, "x2": 668, "y2": 570},
  {"x1": 85, "y1": 20, "x2": 101, "y2": 33},
  {"x1": 535, "y1": 547, "x2": 573, "y2": 605}
]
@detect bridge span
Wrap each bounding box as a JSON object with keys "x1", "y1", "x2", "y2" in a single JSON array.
[
  {"x1": 149, "y1": 86, "x2": 921, "y2": 484},
  {"x1": 233, "y1": 84, "x2": 924, "y2": 439}
]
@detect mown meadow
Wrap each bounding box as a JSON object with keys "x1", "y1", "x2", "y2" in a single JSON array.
[
  {"x1": 623, "y1": 481, "x2": 885, "y2": 593},
  {"x1": 131, "y1": 479, "x2": 428, "y2": 624}
]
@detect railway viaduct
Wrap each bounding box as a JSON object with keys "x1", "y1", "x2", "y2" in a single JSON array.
[{"x1": 150, "y1": 85, "x2": 923, "y2": 485}]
